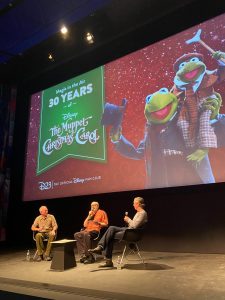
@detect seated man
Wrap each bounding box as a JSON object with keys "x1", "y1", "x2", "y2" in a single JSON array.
[
  {"x1": 74, "y1": 201, "x2": 108, "y2": 264},
  {"x1": 31, "y1": 205, "x2": 58, "y2": 261},
  {"x1": 89, "y1": 196, "x2": 148, "y2": 267}
]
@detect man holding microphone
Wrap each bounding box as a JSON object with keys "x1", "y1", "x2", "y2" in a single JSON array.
[
  {"x1": 89, "y1": 197, "x2": 148, "y2": 267},
  {"x1": 74, "y1": 201, "x2": 108, "y2": 264}
]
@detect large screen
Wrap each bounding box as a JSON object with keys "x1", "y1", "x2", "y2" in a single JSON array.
[{"x1": 23, "y1": 13, "x2": 225, "y2": 201}]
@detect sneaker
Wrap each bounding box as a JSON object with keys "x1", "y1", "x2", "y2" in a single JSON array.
[
  {"x1": 88, "y1": 245, "x2": 103, "y2": 255},
  {"x1": 99, "y1": 259, "x2": 113, "y2": 268}
]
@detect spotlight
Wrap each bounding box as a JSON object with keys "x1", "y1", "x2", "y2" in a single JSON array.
[
  {"x1": 60, "y1": 26, "x2": 68, "y2": 35},
  {"x1": 48, "y1": 53, "x2": 54, "y2": 62},
  {"x1": 85, "y1": 32, "x2": 94, "y2": 44}
]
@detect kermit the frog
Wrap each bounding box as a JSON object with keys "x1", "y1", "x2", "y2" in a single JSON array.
[{"x1": 108, "y1": 88, "x2": 222, "y2": 187}]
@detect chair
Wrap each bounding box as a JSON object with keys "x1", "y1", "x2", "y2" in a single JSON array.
[
  {"x1": 89, "y1": 227, "x2": 107, "y2": 260},
  {"x1": 118, "y1": 228, "x2": 145, "y2": 265},
  {"x1": 32, "y1": 231, "x2": 57, "y2": 260},
  {"x1": 80, "y1": 226, "x2": 107, "y2": 246},
  {"x1": 93, "y1": 226, "x2": 108, "y2": 241}
]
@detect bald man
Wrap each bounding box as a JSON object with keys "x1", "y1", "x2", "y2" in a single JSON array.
[
  {"x1": 74, "y1": 202, "x2": 108, "y2": 264},
  {"x1": 31, "y1": 206, "x2": 58, "y2": 261}
]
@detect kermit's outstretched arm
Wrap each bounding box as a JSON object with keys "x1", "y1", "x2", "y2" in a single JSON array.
[{"x1": 110, "y1": 126, "x2": 145, "y2": 160}]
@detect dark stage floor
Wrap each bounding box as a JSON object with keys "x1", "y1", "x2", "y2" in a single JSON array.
[{"x1": 1, "y1": 243, "x2": 225, "y2": 300}]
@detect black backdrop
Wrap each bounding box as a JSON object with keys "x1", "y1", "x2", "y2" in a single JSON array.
[{"x1": 5, "y1": 0, "x2": 225, "y2": 253}]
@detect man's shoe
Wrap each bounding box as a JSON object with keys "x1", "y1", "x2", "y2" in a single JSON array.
[
  {"x1": 44, "y1": 254, "x2": 52, "y2": 261},
  {"x1": 99, "y1": 259, "x2": 113, "y2": 268},
  {"x1": 88, "y1": 246, "x2": 103, "y2": 255},
  {"x1": 80, "y1": 256, "x2": 88, "y2": 263},
  {"x1": 36, "y1": 255, "x2": 43, "y2": 262},
  {"x1": 83, "y1": 256, "x2": 95, "y2": 264},
  {"x1": 44, "y1": 256, "x2": 52, "y2": 261}
]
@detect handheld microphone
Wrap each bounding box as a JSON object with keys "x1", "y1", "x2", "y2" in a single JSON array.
[
  {"x1": 124, "y1": 212, "x2": 128, "y2": 226},
  {"x1": 88, "y1": 209, "x2": 95, "y2": 219}
]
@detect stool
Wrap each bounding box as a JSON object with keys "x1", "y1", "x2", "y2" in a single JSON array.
[{"x1": 50, "y1": 239, "x2": 76, "y2": 271}]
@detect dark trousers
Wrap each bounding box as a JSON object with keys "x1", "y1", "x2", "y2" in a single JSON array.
[
  {"x1": 98, "y1": 226, "x2": 126, "y2": 259},
  {"x1": 74, "y1": 230, "x2": 98, "y2": 257}
]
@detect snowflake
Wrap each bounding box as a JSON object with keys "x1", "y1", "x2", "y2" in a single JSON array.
[{"x1": 212, "y1": 35, "x2": 218, "y2": 40}]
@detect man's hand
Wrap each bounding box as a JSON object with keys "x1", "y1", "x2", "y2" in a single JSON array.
[
  {"x1": 187, "y1": 148, "x2": 209, "y2": 165},
  {"x1": 50, "y1": 230, "x2": 56, "y2": 236},
  {"x1": 87, "y1": 210, "x2": 95, "y2": 220},
  {"x1": 38, "y1": 227, "x2": 44, "y2": 232},
  {"x1": 202, "y1": 92, "x2": 222, "y2": 120},
  {"x1": 124, "y1": 216, "x2": 129, "y2": 223},
  {"x1": 89, "y1": 210, "x2": 96, "y2": 216}
]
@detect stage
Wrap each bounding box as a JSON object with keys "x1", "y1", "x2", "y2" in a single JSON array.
[{"x1": 1, "y1": 240, "x2": 225, "y2": 300}]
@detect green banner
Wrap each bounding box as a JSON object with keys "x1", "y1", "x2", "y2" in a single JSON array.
[{"x1": 37, "y1": 66, "x2": 106, "y2": 175}]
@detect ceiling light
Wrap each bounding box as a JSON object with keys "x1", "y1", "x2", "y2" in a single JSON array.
[
  {"x1": 48, "y1": 53, "x2": 54, "y2": 62},
  {"x1": 60, "y1": 26, "x2": 68, "y2": 35},
  {"x1": 85, "y1": 32, "x2": 94, "y2": 44}
]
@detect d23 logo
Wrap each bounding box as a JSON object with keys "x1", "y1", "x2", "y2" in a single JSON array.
[{"x1": 38, "y1": 181, "x2": 53, "y2": 191}]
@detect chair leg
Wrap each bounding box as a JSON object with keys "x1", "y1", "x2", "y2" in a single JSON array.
[
  {"x1": 135, "y1": 243, "x2": 145, "y2": 264},
  {"x1": 90, "y1": 239, "x2": 98, "y2": 261},
  {"x1": 126, "y1": 243, "x2": 145, "y2": 264},
  {"x1": 120, "y1": 244, "x2": 127, "y2": 265},
  {"x1": 33, "y1": 249, "x2": 38, "y2": 260}
]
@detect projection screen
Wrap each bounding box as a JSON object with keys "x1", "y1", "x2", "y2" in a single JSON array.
[{"x1": 23, "y1": 13, "x2": 225, "y2": 201}]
